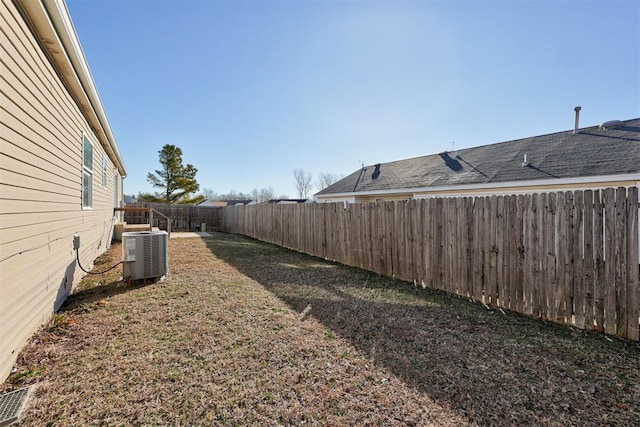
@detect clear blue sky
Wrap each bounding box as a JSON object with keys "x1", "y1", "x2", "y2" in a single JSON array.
[{"x1": 66, "y1": 0, "x2": 640, "y2": 199}]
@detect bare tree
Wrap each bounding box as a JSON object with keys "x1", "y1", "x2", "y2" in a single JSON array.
[
  {"x1": 201, "y1": 188, "x2": 217, "y2": 201},
  {"x1": 316, "y1": 172, "x2": 343, "y2": 191},
  {"x1": 215, "y1": 190, "x2": 252, "y2": 201},
  {"x1": 293, "y1": 168, "x2": 313, "y2": 199},
  {"x1": 250, "y1": 186, "x2": 276, "y2": 203},
  {"x1": 201, "y1": 187, "x2": 278, "y2": 203}
]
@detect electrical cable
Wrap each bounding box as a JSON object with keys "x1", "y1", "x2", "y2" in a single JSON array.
[{"x1": 75, "y1": 248, "x2": 123, "y2": 275}]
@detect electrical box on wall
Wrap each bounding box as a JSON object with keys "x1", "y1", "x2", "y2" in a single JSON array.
[{"x1": 122, "y1": 231, "x2": 168, "y2": 281}]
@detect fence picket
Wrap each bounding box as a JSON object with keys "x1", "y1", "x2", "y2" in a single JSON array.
[
  {"x1": 472, "y1": 197, "x2": 485, "y2": 302},
  {"x1": 603, "y1": 188, "x2": 617, "y2": 334},
  {"x1": 384, "y1": 202, "x2": 396, "y2": 277},
  {"x1": 543, "y1": 193, "x2": 557, "y2": 321},
  {"x1": 426, "y1": 199, "x2": 435, "y2": 289},
  {"x1": 594, "y1": 190, "x2": 605, "y2": 331},
  {"x1": 531, "y1": 194, "x2": 541, "y2": 317},
  {"x1": 626, "y1": 187, "x2": 639, "y2": 340},
  {"x1": 507, "y1": 195, "x2": 518, "y2": 310},
  {"x1": 415, "y1": 200, "x2": 426, "y2": 287},
  {"x1": 582, "y1": 190, "x2": 594, "y2": 330},
  {"x1": 615, "y1": 187, "x2": 628, "y2": 338},
  {"x1": 515, "y1": 195, "x2": 526, "y2": 314},
  {"x1": 461, "y1": 198, "x2": 472, "y2": 297},
  {"x1": 573, "y1": 191, "x2": 586, "y2": 329}
]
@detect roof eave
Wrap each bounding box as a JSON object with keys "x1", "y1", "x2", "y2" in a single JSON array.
[
  {"x1": 315, "y1": 173, "x2": 640, "y2": 199},
  {"x1": 17, "y1": 0, "x2": 127, "y2": 177}
]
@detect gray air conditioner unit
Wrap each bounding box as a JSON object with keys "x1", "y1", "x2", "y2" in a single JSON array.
[{"x1": 122, "y1": 231, "x2": 168, "y2": 281}]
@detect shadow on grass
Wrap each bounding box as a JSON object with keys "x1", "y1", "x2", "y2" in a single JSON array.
[
  {"x1": 204, "y1": 233, "x2": 640, "y2": 426},
  {"x1": 60, "y1": 279, "x2": 157, "y2": 312}
]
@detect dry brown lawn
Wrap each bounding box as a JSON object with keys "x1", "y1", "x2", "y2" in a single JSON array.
[{"x1": 3, "y1": 232, "x2": 639, "y2": 426}]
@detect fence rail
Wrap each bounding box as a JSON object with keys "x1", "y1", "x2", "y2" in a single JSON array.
[
  {"x1": 115, "y1": 207, "x2": 172, "y2": 237},
  {"x1": 222, "y1": 188, "x2": 640, "y2": 341},
  {"x1": 124, "y1": 203, "x2": 222, "y2": 232}
]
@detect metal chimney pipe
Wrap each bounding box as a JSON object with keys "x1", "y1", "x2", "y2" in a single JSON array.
[{"x1": 573, "y1": 106, "x2": 582, "y2": 134}]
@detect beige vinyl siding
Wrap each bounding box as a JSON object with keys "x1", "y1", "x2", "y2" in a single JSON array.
[{"x1": 0, "y1": 0, "x2": 121, "y2": 380}]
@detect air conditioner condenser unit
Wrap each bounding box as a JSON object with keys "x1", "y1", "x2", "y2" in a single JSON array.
[{"x1": 122, "y1": 231, "x2": 168, "y2": 281}]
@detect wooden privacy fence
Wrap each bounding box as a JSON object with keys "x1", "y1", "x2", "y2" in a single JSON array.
[
  {"x1": 124, "y1": 203, "x2": 223, "y2": 232},
  {"x1": 222, "y1": 188, "x2": 639, "y2": 341}
]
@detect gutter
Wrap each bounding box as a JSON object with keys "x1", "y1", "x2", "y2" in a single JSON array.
[{"x1": 315, "y1": 172, "x2": 640, "y2": 200}]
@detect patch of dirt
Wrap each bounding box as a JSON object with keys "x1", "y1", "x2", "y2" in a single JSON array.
[{"x1": 3, "y1": 233, "x2": 639, "y2": 426}]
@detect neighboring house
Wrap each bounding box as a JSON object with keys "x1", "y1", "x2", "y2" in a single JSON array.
[
  {"x1": 0, "y1": 0, "x2": 126, "y2": 381},
  {"x1": 315, "y1": 116, "x2": 640, "y2": 203},
  {"x1": 198, "y1": 199, "x2": 253, "y2": 207},
  {"x1": 268, "y1": 199, "x2": 309, "y2": 204}
]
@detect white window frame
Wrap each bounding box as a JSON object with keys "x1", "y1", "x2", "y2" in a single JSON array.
[
  {"x1": 82, "y1": 134, "x2": 93, "y2": 209},
  {"x1": 114, "y1": 169, "x2": 119, "y2": 208},
  {"x1": 114, "y1": 169, "x2": 123, "y2": 220},
  {"x1": 102, "y1": 155, "x2": 108, "y2": 189}
]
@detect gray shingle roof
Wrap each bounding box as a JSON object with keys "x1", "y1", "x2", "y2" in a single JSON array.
[{"x1": 316, "y1": 118, "x2": 640, "y2": 196}]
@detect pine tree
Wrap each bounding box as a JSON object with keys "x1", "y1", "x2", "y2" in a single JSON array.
[{"x1": 146, "y1": 144, "x2": 201, "y2": 204}]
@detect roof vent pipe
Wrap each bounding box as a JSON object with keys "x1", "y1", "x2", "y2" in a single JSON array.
[{"x1": 573, "y1": 106, "x2": 581, "y2": 134}]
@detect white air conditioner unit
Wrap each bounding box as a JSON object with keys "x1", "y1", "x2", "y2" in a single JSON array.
[{"x1": 122, "y1": 231, "x2": 168, "y2": 281}]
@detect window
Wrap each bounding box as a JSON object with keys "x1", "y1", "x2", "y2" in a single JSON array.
[
  {"x1": 82, "y1": 135, "x2": 93, "y2": 208},
  {"x1": 103, "y1": 155, "x2": 108, "y2": 188}
]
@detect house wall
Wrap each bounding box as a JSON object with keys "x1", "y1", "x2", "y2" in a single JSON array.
[
  {"x1": 412, "y1": 180, "x2": 640, "y2": 199},
  {"x1": 0, "y1": 0, "x2": 122, "y2": 381}
]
